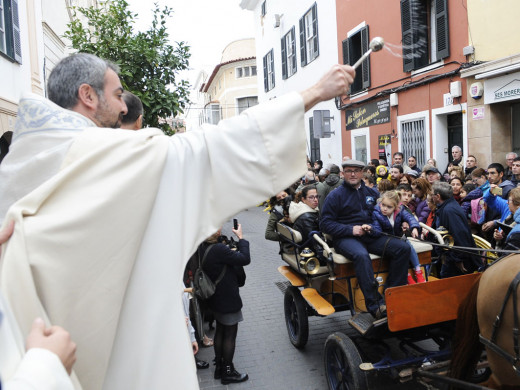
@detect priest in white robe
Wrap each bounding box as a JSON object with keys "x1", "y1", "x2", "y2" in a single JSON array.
[{"x1": 0, "y1": 53, "x2": 354, "y2": 389}]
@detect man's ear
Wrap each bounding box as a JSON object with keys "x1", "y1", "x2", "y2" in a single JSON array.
[
  {"x1": 77, "y1": 83, "x2": 98, "y2": 110},
  {"x1": 135, "y1": 114, "x2": 143, "y2": 130}
]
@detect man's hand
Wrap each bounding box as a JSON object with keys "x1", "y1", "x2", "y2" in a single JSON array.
[
  {"x1": 482, "y1": 221, "x2": 495, "y2": 232},
  {"x1": 192, "y1": 341, "x2": 198, "y2": 355},
  {"x1": 0, "y1": 220, "x2": 14, "y2": 254},
  {"x1": 26, "y1": 318, "x2": 77, "y2": 375},
  {"x1": 300, "y1": 64, "x2": 355, "y2": 112},
  {"x1": 494, "y1": 229, "x2": 504, "y2": 241},
  {"x1": 352, "y1": 225, "x2": 366, "y2": 236},
  {"x1": 411, "y1": 228, "x2": 419, "y2": 239}
]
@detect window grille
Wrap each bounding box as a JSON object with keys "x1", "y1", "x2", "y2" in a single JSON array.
[{"x1": 401, "y1": 118, "x2": 426, "y2": 168}]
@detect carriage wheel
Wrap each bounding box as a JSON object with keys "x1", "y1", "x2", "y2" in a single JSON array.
[
  {"x1": 324, "y1": 332, "x2": 368, "y2": 390},
  {"x1": 284, "y1": 286, "x2": 309, "y2": 349}
]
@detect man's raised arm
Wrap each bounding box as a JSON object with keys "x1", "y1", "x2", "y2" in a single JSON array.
[{"x1": 300, "y1": 65, "x2": 355, "y2": 112}]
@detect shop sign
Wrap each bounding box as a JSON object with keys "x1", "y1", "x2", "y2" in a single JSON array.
[
  {"x1": 345, "y1": 98, "x2": 390, "y2": 131},
  {"x1": 484, "y1": 72, "x2": 520, "y2": 104},
  {"x1": 378, "y1": 134, "x2": 391, "y2": 162}
]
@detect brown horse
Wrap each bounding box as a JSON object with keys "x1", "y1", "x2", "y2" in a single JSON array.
[{"x1": 450, "y1": 254, "x2": 520, "y2": 389}]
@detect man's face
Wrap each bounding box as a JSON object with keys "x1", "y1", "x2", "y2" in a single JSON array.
[
  {"x1": 408, "y1": 157, "x2": 416, "y2": 167},
  {"x1": 507, "y1": 154, "x2": 516, "y2": 168},
  {"x1": 466, "y1": 157, "x2": 476, "y2": 168},
  {"x1": 389, "y1": 168, "x2": 401, "y2": 181},
  {"x1": 393, "y1": 154, "x2": 403, "y2": 165},
  {"x1": 512, "y1": 161, "x2": 520, "y2": 176},
  {"x1": 487, "y1": 168, "x2": 503, "y2": 185},
  {"x1": 93, "y1": 69, "x2": 127, "y2": 128},
  {"x1": 452, "y1": 148, "x2": 462, "y2": 160},
  {"x1": 343, "y1": 166, "x2": 363, "y2": 187}
]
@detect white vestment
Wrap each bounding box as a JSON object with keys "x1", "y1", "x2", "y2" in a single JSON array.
[{"x1": 0, "y1": 93, "x2": 306, "y2": 389}]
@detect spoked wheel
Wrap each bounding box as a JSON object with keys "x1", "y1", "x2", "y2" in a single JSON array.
[
  {"x1": 284, "y1": 286, "x2": 309, "y2": 348},
  {"x1": 324, "y1": 332, "x2": 368, "y2": 390}
]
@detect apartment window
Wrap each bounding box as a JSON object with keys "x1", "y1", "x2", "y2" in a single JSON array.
[
  {"x1": 342, "y1": 26, "x2": 370, "y2": 94},
  {"x1": 236, "y1": 66, "x2": 256, "y2": 79},
  {"x1": 401, "y1": 0, "x2": 449, "y2": 72},
  {"x1": 281, "y1": 26, "x2": 297, "y2": 79},
  {"x1": 206, "y1": 103, "x2": 221, "y2": 125},
  {"x1": 237, "y1": 96, "x2": 258, "y2": 115},
  {"x1": 401, "y1": 118, "x2": 427, "y2": 167},
  {"x1": 0, "y1": 0, "x2": 21, "y2": 63},
  {"x1": 309, "y1": 117, "x2": 320, "y2": 163},
  {"x1": 263, "y1": 49, "x2": 275, "y2": 92},
  {"x1": 261, "y1": 1, "x2": 266, "y2": 17},
  {"x1": 299, "y1": 3, "x2": 319, "y2": 67}
]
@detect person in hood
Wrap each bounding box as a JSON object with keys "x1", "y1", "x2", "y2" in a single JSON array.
[
  {"x1": 316, "y1": 164, "x2": 343, "y2": 210},
  {"x1": 375, "y1": 164, "x2": 390, "y2": 183},
  {"x1": 289, "y1": 185, "x2": 320, "y2": 243}
]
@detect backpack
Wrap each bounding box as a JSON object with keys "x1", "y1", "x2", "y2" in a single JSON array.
[
  {"x1": 470, "y1": 197, "x2": 486, "y2": 224},
  {"x1": 193, "y1": 244, "x2": 227, "y2": 300}
]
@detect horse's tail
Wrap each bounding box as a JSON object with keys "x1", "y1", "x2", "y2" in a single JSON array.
[{"x1": 449, "y1": 274, "x2": 483, "y2": 384}]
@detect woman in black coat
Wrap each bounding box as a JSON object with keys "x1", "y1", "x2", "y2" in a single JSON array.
[{"x1": 201, "y1": 224, "x2": 250, "y2": 385}]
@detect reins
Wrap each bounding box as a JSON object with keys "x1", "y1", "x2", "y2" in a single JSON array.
[{"x1": 478, "y1": 271, "x2": 520, "y2": 376}]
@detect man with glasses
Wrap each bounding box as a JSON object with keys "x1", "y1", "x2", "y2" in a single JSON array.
[
  {"x1": 505, "y1": 152, "x2": 518, "y2": 181},
  {"x1": 320, "y1": 159, "x2": 410, "y2": 319}
]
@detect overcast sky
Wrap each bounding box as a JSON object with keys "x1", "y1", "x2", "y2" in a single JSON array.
[{"x1": 126, "y1": 0, "x2": 255, "y2": 85}]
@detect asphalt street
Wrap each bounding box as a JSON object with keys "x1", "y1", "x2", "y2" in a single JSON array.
[{"x1": 195, "y1": 206, "x2": 428, "y2": 390}]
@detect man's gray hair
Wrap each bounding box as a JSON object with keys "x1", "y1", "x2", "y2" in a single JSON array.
[
  {"x1": 507, "y1": 152, "x2": 518, "y2": 158},
  {"x1": 47, "y1": 53, "x2": 120, "y2": 109},
  {"x1": 452, "y1": 145, "x2": 462, "y2": 152},
  {"x1": 432, "y1": 181, "x2": 453, "y2": 200}
]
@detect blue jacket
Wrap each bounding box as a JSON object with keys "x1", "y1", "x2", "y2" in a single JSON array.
[
  {"x1": 483, "y1": 190, "x2": 511, "y2": 224},
  {"x1": 320, "y1": 180, "x2": 379, "y2": 238},
  {"x1": 372, "y1": 204, "x2": 420, "y2": 237}
]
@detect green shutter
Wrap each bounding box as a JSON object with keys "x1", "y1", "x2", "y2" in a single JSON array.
[
  {"x1": 281, "y1": 35, "x2": 287, "y2": 80},
  {"x1": 299, "y1": 16, "x2": 306, "y2": 66},
  {"x1": 435, "y1": 0, "x2": 450, "y2": 60},
  {"x1": 401, "y1": 0, "x2": 414, "y2": 72},
  {"x1": 311, "y1": 3, "x2": 319, "y2": 60},
  {"x1": 263, "y1": 54, "x2": 268, "y2": 92},
  {"x1": 361, "y1": 25, "x2": 370, "y2": 90}
]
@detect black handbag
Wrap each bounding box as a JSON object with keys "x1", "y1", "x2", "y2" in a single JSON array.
[{"x1": 193, "y1": 244, "x2": 226, "y2": 300}]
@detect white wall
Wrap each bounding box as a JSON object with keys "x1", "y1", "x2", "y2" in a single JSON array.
[{"x1": 245, "y1": 0, "x2": 343, "y2": 167}]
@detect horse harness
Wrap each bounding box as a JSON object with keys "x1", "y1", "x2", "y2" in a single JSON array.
[{"x1": 479, "y1": 271, "x2": 520, "y2": 376}]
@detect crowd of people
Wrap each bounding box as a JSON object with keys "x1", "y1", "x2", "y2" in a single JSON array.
[{"x1": 266, "y1": 148, "x2": 520, "y2": 319}]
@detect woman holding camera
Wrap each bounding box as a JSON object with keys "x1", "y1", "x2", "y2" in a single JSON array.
[{"x1": 201, "y1": 224, "x2": 250, "y2": 385}]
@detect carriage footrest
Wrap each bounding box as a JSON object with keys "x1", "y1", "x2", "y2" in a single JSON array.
[
  {"x1": 301, "y1": 288, "x2": 335, "y2": 316},
  {"x1": 348, "y1": 312, "x2": 376, "y2": 335}
]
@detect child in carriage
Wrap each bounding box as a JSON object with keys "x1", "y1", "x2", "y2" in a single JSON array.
[{"x1": 372, "y1": 190, "x2": 426, "y2": 284}]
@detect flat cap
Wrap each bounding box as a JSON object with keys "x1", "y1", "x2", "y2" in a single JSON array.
[
  {"x1": 341, "y1": 159, "x2": 365, "y2": 168},
  {"x1": 425, "y1": 167, "x2": 441, "y2": 175}
]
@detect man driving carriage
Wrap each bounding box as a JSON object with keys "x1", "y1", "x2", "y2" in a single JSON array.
[{"x1": 320, "y1": 159, "x2": 410, "y2": 319}]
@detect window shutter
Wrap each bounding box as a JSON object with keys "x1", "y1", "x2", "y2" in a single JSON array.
[
  {"x1": 299, "y1": 16, "x2": 306, "y2": 66},
  {"x1": 361, "y1": 25, "x2": 370, "y2": 90},
  {"x1": 341, "y1": 37, "x2": 350, "y2": 65},
  {"x1": 269, "y1": 49, "x2": 275, "y2": 88},
  {"x1": 281, "y1": 36, "x2": 287, "y2": 80},
  {"x1": 400, "y1": 0, "x2": 414, "y2": 72},
  {"x1": 290, "y1": 27, "x2": 297, "y2": 74},
  {"x1": 435, "y1": 0, "x2": 449, "y2": 60},
  {"x1": 311, "y1": 3, "x2": 319, "y2": 59},
  {"x1": 11, "y1": 0, "x2": 20, "y2": 63},
  {"x1": 263, "y1": 54, "x2": 268, "y2": 92}
]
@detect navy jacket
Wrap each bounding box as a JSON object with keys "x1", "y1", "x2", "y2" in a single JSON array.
[
  {"x1": 320, "y1": 181, "x2": 379, "y2": 238},
  {"x1": 372, "y1": 204, "x2": 420, "y2": 237},
  {"x1": 202, "y1": 239, "x2": 250, "y2": 314},
  {"x1": 434, "y1": 197, "x2": 481, "y2": 271}
]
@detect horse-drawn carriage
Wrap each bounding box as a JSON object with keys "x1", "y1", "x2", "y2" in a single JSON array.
[{"x1": 275, "y1": 222, "x2": 495, "y2": 389}]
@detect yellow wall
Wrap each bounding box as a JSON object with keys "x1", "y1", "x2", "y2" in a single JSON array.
[{"x1": 468, "y1": 0, "x2": 520, "y2": 61}]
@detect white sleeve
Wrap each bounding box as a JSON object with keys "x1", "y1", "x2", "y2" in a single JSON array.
[{"x1": 4, "y1": 348, "x2": 74, "y2": 390}]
